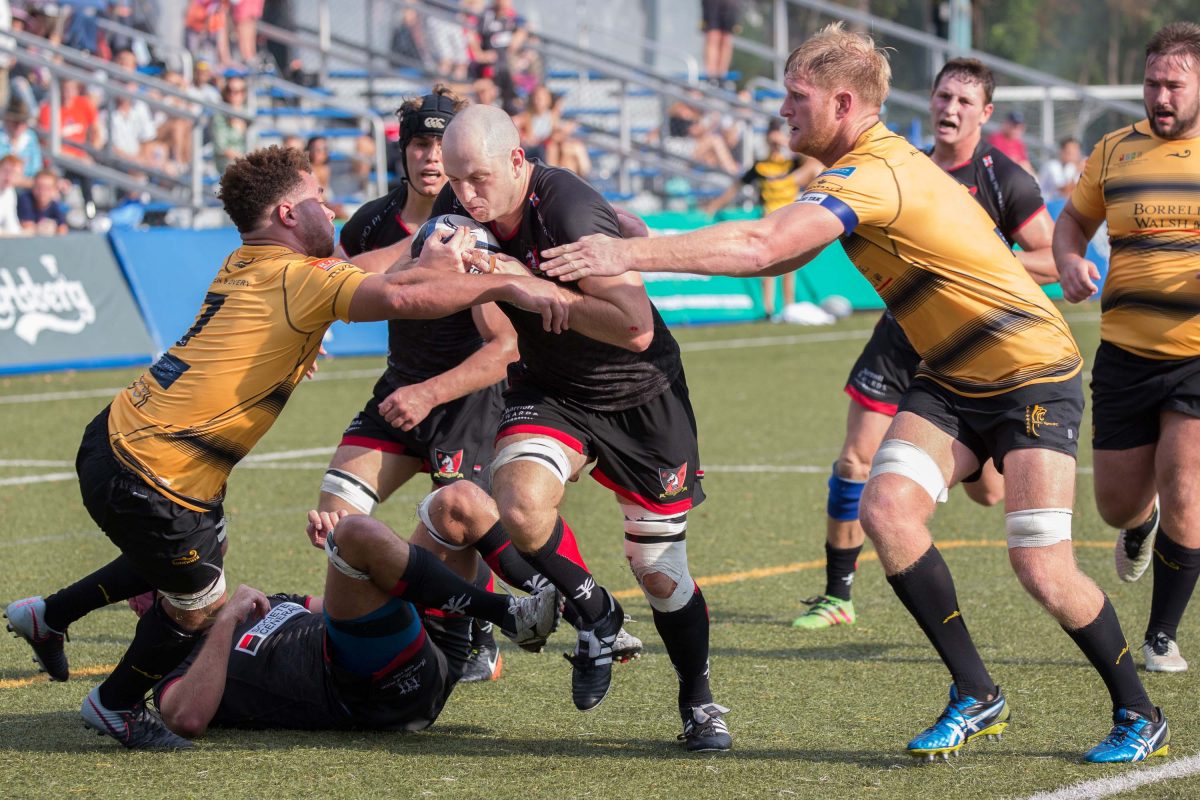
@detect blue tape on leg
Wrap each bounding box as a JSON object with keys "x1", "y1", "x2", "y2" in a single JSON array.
[{"x1": 826, "y1": 468, "x2": 866, "y2": 521}]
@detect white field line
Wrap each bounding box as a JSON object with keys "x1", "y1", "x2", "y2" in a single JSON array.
[
  {"x1": 0, "y1": 472, "x2": 76, "y2": 487},
  {"x1": 0, "y1": 459, "x2": 73, "y2": 467},
  {"x1": 1023, "y1": 752, "x2": 1200, "y2": 800}
]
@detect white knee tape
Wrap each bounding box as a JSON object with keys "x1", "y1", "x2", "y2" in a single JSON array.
[
  {"x1": 416, "y1": 487, "x2": 470, "y2": 551},
  {"x1": 1006, "y1": 508, "x2": 1073, "y2": 549},
  {"x1": 325, "y1": 529, "x2": 371, "y2": 581},
  {"x1": 491, "y1": 437, "x2": 573, "y2": 485},
  {"x1": 163, "y1": 571, "x2": 227, "y2": 611},
  {"x1": 320, "y1": 469, "x2": 380, "y2": 514},
  {"x1": 868, "y1": 439, "x2": 949, "y2": 504},
  {"x1": 621, "y1": 503, "x2": 695, "y2": 612}
]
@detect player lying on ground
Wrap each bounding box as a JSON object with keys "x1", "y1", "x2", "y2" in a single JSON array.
[{"x1": 154, "y1": 487, "x2": 561, "y2": 737}]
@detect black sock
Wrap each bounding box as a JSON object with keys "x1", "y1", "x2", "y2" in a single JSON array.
[
  {"x1": 98, "y1": 600, "x2": 198, "y2": 710},
  {"x1": 886, "y1": 546, "x2": 995, "y2": 700},
  {"x1": 652, "y1": 584, "x2": 713, "y2": 713},
  {"x1": 1146, "y1": 528, "x2": 1200, "y2": 642},
  {"x1": 390, "y1": 544, "x2": 512, "y2": 627},
  {"x1": 43, "y1": 556, "x2": 152, "y2": 632},
  {"x1": 825, "y1": 543, "x2": 862, "y2": 601},
  {"x1": 521, "y1": 517, "x2": 608, "y2": 625},
  {"x1": 1065, "y1": 595, "x2": 1153, "y2": 717},
  {"x1": 474, "y1": 521, "x2": 543, "y2": 592}
]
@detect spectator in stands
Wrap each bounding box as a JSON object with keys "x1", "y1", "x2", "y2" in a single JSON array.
[
  {"x1": 1038, "y1": 135, "x2": 1083, "y2": 201},
  {"x1": 703, "y1": 118, "x2": 823, "y2": 317},
  {"x1": 0, "y1": 96, "x2": 42, "y2": 187},
  {"x1": 987, "y1": 110, "x2": 1034, "y2": 174},
  {"x1": 475, "y1": 0, "x2": 529, "y2": 110},
  {"x1": 305, "y1": 134, "x2": 332, "y2": 193},
  {"x1": 18, "y1": 168, "x2": 67, "y2": 234},
  {"x1": 230, "y1": 0, "x2": 264, "y2": 67},
  {"x1": 38, "y1": 78, "x2": 102, "y2": 161},
  {"x1": 0, "y1": 153, "x2": 22, "y2": 234},
  {"x1": 472, "y1": 76, "x2": 501, "y2": 107},
  {"x1": 666, "y1": 90, "x2": 739, "y2": 174},
  {"x1": 701, "y1": 0, "x2": 741, "y2": 86},
  {"x1": 281, "y1": 133, "x2": 303, "y2": 152},
  {"x1": 391, "y1": 6, "x2": 425, "y2": 66},
  {"x1": 191, "y1": 59, "x2": 222, "y2": 105},
  {"x1": 1, "y1": 0, "x2": 12, "y2": 112},
  {"x1": 515, "y1": 83, "x2": 590, "y2": 179},
  {"x1": 210, "y1": 76, "x2": 248, "y2": 174},
  {"x1": 425, "y1": 6, "x2": 470, "y2": 82},
  {"x1": 185, "y1": 0, "x2": 232, "y2": 69},
  {"x1": 155, "y1": 68, "x2": 197, "y2": 168},
  {"x1": 105, "y1": 88, "x2": 159, "y2": 165}
]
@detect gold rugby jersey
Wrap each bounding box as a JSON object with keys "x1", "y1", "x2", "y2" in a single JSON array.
[
  {"x1": 797, "y1": 123, "x2": 1080, "y2": 397},
  {"x1": 1071, "y1": 120, "x2": 1200, "y2": 359},
  {"x1": 108, "y1": 245, "x2": 369, "y2": 511},
  {"x1": 742, "y1": 153, "x2": 805, "y2": 214}
]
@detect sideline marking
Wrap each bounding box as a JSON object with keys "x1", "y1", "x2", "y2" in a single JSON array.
[
  {"x1": 1023, "y1": 753, "x2": 1200, "y2": 800},
  {"x1": 1, "y1": 538, "x2": 1114, "y2": 691}
]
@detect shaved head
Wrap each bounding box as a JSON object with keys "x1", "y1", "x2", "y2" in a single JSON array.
[
  {"x1": 444, "y1": 104, "x2": 520, "y2": 162},
  {"x1": 441, "y1": 104, "x2": 530, "y2": 225}
]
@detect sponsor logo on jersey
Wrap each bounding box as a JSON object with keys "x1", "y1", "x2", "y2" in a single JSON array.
[
  {"x1": 311, "y1": 258, "x2": 345, "y2": 272},
  {"x1": 434, "y1": 448, "x2": 464, "y2": 479},
  {"x1": 818, "y1": 166, "x2": 857, "y2": 179},
  {"x1": 0, "y1": 254, "x2": 97, "y2": 345},
  {"x1": 796, "y1": 192, "x2": 828, "y2": 205},
  {"x1": 234, "y1": 602, "x2": 308, "y2": 656},
  {"x1": 1025, "y1": 404, "x2": 1060, "y2": 438},
  {"x1": 658, "y1": 462, "x2": 688, "y2": 498},
  {"x1": 1119, "y1": 151, "x2": 1142, "y2": 163}
]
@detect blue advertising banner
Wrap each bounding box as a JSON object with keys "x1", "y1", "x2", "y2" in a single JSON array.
[
  {"x1": 0, "y1": 233, "x2": 156, "y2": 375},
  {"x1": 108, "y1": 228, "x2": 388, "y2": 357}
]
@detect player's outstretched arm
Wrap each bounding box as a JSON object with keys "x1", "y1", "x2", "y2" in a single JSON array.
[
  {"x1": 158, "y1": 585, "x2": 271, "y2": 738},
  {"x1": 539, "y1": 201, "x2": 845, "y2": 282},
  {"x1": 339, "y1": 237, "x2": 416, "y2": 274},
  {"x1": 1052, "y1": 199, "x2": 1103, "y2": 303}
]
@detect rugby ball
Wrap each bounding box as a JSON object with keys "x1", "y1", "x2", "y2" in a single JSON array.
[{"x1": 410, "y1": 214, "x2": 501, "y2": 258}]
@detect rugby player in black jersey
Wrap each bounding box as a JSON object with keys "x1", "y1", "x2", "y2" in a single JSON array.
[
  {"x1": 428, "y1": 104, "x2": 731, "y2": 751},
  {"x1": 793, "y1": 58, "x2": 1058, "y2": 631},
  {"x1": 153, "y1": 482, "x2": 559, "y2": 737}
]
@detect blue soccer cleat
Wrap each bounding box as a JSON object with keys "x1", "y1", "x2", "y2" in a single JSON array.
[
  {"x1": 1084, "y1": 707, "x2": 1170, "y2": 763},
  {"x1": 907, "y1": 684, "x2": 1009, "y2": 762}
]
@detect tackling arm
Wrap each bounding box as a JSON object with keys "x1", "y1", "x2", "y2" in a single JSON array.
[{"x1": 1011, "y1": 208, "x2": 1058, "y2": 286}]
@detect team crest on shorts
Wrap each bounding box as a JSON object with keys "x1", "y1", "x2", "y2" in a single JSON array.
[
  {"x1": 1025, "y1": 404, "x2": 1060, "y2": 438},
  {"x1": 434, "y1": 448, "x2": 465, "y2": 479},
  {"x1": 658, "y1": 462, "x2": 688, "y2": 499}
]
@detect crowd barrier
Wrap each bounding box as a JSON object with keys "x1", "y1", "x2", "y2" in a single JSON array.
[{"x1": 1, "y1": 204, "x2": 1107, "y2": 375}]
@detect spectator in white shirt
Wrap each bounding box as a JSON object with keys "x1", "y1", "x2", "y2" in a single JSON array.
[
  {"x1": 1038, "y1": 136, "x2": 1083, "y2": 201},
  {"x1": 0, "y1": 153, "x2": 22, "y2": 234}
]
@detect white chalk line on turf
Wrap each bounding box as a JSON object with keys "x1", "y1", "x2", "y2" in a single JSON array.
[{"x1": 1023, "y1": 752, "x2": 1200, "y2": 800}]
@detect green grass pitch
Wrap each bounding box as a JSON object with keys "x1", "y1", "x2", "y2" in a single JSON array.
[{"x1": 1, "y1": 307, "x2": 1196, "y2": 799}]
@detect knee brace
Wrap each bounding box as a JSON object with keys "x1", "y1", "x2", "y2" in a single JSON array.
[
  {"x1": 868, "y1": 439, "x2": 949, "y2": 504},
  {"x1": 162, "y1": 570, "x2": 227, "y2": 611},
  {"x1": 1006, "y1": 508, "x2": 1073, "y2": 549},
  {"x1": 491, "y1": 437, "x2": 574, "y2": 485},
  {"x1": 325, "y1": 528, "x2": 371, "y2": 581},
  {"x1": 320, "y1": 468, "x2": 380, "y2": 514},
  {"x1": 621, "y1": 502, "x2": 695, "y2": 612},
  {"x1": 827, "y1": 463, "x2": 866, "y2": 521},
  {"x1": 415, "y1": 487, "x2": 470, "y2": 551}
]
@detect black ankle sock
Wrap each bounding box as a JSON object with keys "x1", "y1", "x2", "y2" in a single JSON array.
[
  {"x1": 1146, "y1": 528, "x2": 1200, "y2": 642},
  {"x1": 98, "y1": 600, "x2": 198, "y2": 709},
  {"x1": 522, "y1": 517, "x2": 608, "y2": 625},
  {"x1": 651, "y1": 584, "x2": 713, "y2": 712},
  {"x1": 1065, "y1": 595, "x2": 1153, "y2": 717},
  {"x1": 390, "y1": 545, "x2": 511, "y2": 625},
  {"x1": 43, "y1": 556, "x2": 152, "y2": 632},
  {"x1": 825, "y1": 543, "x2": 862, "y2": 601},
  {"x1": 474, "y1": 521, "x2": 543, "y2": 592},
  {"x1": 1125, "y1": 506, "x2": 1159, "y2": 538},
  {"x1": 886, "y1": 546, "x2": 995, "y2": 700}
]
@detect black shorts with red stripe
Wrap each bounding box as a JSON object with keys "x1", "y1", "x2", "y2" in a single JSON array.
[
  {"x1": 844, "y1": 312, "x2": 921, "y2": 415},
  {"x1": 340, "y1": 373, "x2": 505, "y2": 488},
  {"x1": 497, "y1": 373, "x2": 705, "y2": 514}
]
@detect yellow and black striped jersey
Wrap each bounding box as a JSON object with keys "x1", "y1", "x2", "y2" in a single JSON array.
[
  {"x1": 797, "y1": 122, "x2": 1081, "y2": 397},
  {"x1": 1071, "y1": 120, "x2": 1200, "y2": 360},
  {"x1": 108, "y1": 245, "x2": 369, "y2": 510},
  {"x1": 741, "y1": 153, "x2": 805, "y2": 214}
]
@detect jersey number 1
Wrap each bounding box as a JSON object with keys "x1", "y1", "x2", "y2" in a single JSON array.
[{"x1": 176, "y1": 292, "x2": 229, "y2": 347}]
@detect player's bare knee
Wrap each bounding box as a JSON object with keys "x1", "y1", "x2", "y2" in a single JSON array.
[
  {"x1": 639, "y1": 570, "x2": 678, "y2": 598},
  {"x1": 622, "y1": 503, "x2": 694, "y2": 612},
  {"x1": 964, "y1": 481, "x2": 1004, "y2": 507},
  {"x1": 835, "y1": 453, "x2": 872, "y2": 482},
  {"x1": 329, "y1": 514, "x2": 388, "y2": 562},
  {"x1": 437, "y1": 482, "x2": 493, "y2": 539},
  {"x1": 163, "y1": 706, "x2": 207, "y2": 740}
]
